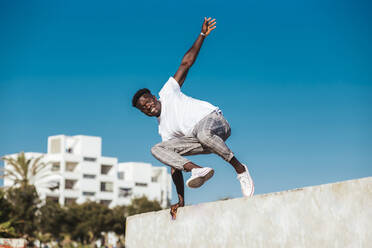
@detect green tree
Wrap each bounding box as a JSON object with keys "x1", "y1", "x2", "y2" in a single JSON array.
[
  {"x1": 38, "y1": 199, "x2": 67, "y2": 243},
  {"x1": 126, "y1": 196, "x2": 162, "y2": 216},
  {"x1": 106, "y1": 205, "x2": 127, "y2": 248},
  {"x1": 0, "y1": 189, "x2": 16, "y2": 237},
  {"x1": 64, "y1": 201, "x2": 113, "y2": 245},
  {"x1": 109, "y1": 205, "x2": 126, "y2": 236},
  {"x1": 6, "y1": 185, "x2": 40, "y2": 243},
  {"x1": 64, "y1": 203, "x2": 88, "y2": 244}
]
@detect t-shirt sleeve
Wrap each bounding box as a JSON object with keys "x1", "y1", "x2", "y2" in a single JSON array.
[{"x1": 159, "y1": 77, "x2": 180, "y2": 98}]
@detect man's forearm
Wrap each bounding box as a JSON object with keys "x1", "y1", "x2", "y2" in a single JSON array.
[
  {"x1": 181, "y1": 34, "x2": 205, "y2": 67},
  {"x1": 173, "y1": 18, "x2": 216, "y2": 87},
  {"x1": 171, "y1": 168, "x2": 185, "y2": 204}
]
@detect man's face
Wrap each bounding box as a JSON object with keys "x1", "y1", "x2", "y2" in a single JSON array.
[{"x1": 136, "y1": 93, "x2": 161, "y2": 117}]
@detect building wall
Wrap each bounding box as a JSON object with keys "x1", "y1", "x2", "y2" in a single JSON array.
[{"x1": 117, "y1": 162, "x2": 172, "y2": 207}]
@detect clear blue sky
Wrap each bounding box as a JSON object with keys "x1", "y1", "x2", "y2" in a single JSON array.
[{"x1": 1, "y1": 0, "x2": 371, "y2": 205}]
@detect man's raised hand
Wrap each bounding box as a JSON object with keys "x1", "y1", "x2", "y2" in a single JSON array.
[{"x1": 202, "y1": 17, "x2": 216, "y2": 36}]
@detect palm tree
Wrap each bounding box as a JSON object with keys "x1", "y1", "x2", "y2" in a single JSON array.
[{"x1": 1, "y1": 151, "x2": 60, "y2": 190}]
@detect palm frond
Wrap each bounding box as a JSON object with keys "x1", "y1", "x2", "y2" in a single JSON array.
[
  {"x1": 30, "y1": 155, "x2": 45, "y2": 176},
  {"x1": 2, "y1": 169, "x2": 21, "y2": 181},
  {"x1": 1, "y1": 152, "x2": 56, "y2": 189},
  {"x1": 2, "y1": 157, "x2": 24, "y2": 176}
]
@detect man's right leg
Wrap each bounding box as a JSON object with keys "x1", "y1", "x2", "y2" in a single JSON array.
[
  {"x1": 151, "y1": 137, "x2": 214, "y2": 187},
  {"x1": 151, "y1": 136, "x2": 210, "y2": 171}
]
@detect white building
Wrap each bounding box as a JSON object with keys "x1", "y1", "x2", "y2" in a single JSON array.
[{"x1": 3, "y1": 135, "x2": 172, "y2": 208}]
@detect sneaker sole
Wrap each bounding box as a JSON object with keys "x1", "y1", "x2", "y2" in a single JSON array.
[
  {"x1": 242, "y1": 164, "x2": 255, "y2": 197},
  {"x1": 248, "y1": 180, "x2": 255, "y2": 197},
  {"x1": 186, "y1": 169, "x2": 214, "y2": 188}
]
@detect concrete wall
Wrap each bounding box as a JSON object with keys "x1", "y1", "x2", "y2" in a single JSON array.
[{"x1": 126, "y1": 177, "x2": 372, "y2": 248}]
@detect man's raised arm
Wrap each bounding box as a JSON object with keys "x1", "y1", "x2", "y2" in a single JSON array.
[{"x1": 173, "y1": 17, "x2": 216, "y2": 87}]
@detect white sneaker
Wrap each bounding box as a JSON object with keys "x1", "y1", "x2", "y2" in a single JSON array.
[
  {"x1": 237, "y1": 164, "x2": 254, "y2": 197},
  {"x1": 186, "y1": 167, "x2": 214, "y2": 188}
]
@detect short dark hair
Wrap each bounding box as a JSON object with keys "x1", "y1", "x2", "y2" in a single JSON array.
[{"x1": 132, "y1": 88, "x2": 151, "y2": 107}]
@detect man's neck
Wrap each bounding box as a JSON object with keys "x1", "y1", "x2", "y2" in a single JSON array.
[{"x1": 156, "y1": 101, "x2": 162, "y2": 118}]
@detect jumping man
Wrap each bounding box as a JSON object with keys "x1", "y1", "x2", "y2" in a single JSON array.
[{"x1": 132, "y1": 17, "x2": 254, "y2": 219}]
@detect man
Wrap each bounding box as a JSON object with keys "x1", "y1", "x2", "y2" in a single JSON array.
[{"x1": 132, "y1": 17, "x2": 254, "y2": 219}]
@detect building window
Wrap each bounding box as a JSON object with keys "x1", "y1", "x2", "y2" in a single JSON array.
[
  {"x1": 135, "y1": 182, "x2": 148, "y2": 187},
  {"x1": 101, "y1": 165, "x2": 112, "y2": 175},
  {"x1": 117, "y1": 172, "x2": 125, "y2": 180},
  {"x1": 83, "y1": 174, "x2": 96, "y2": 179},
  {"x1": 82, "y1": 191, "x2": 95, "y2": 196},
  {"x1": 65, "y1": 162, "x2": 78, "y2": 172},
  {"x1": 83, "y1": 157, "x2": 96, "y2": 162},
  {"x1": 100, "y1": 182, "x2": 113, "y2": 192},
  {"x1": 50, "y1": 138, "x2": 61, "y2": 154},
  {"x1": 65, "y1": 197, "x2": 77, "y2": 206},
  {"x1": 51, "y1": 162, "x2": 60, "y2": 171},
  {"x1": 151, "y1": 176, "x2": 158, "y2": 183},
  {"x1": 100, "y1": 200, "x2": 112, "y2": 206},
  {"x1": 119, "y1": 187, "x2": 132, "y2": 197},
  {"x1": 65, "y1": 179, "x2": 77, "y2": 190}
]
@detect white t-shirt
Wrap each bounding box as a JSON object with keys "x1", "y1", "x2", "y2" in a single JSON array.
[{"x1": 157, "y1": 77, "x2": 218, "y2": 141}]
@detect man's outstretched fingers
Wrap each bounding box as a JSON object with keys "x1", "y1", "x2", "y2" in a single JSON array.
[
  {"x1": 209, "y1": 21, "x2": 216, "y2": 28},
  {"x1": 209, "y1": 18, "x2": 216, "y2": 24}
]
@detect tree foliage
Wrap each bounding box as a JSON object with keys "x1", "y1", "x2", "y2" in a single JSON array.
[
  {"x1": 1, "y1": 176, "x2": 162, "y2": 246},
  {"x1": 6, "y1": 185, "x2": 40, "y2": 242},
  {"x1": 0, "y1": 189, "x2": 16, "y2": 237},
  {"x1": 64, "y1": 201, "x2": 114, "y2": 244},
  {"x1": 0, "y1": 189, "x2": 13, "y2": 223},
  {"x1": 38, "y1": 199, "x2": 66, "y2": 241},
  {"x1": 109, "y1": 205, "x2": 127, "y2": 236},
  {"x1": 1, "y1": 152, "x2": 50, "y2": 188},
  {"x1": 127, "y1": 196, "x2": 162, "y2": 216}
]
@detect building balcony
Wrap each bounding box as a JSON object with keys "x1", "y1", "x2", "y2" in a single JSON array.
[
  {"x1": 64, "y1": 189, "x2": 80, "y2": 199},
  {"x1": 116, "y1": 180, "x2": 134, "y2": 188},
  {"x1": 64, "y1": 171, "x2": 80, "y2": 180},
  {"x1": 42, "y1": 189, "x2": 60, "y2": 198},
  {"x1": 62, "y1": 153, "x2": 80, "y2": 163},
  {"x1": 98, "y1": 192, "x2": 114, "y2": 201}
]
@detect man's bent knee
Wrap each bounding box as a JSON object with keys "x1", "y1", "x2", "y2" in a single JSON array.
[
  {"x1": 196, "y1": 131, "x2": 214, "y2": 146},
  {"x1": 150, "y1": 144, "x2": 162, "y2": 158}
]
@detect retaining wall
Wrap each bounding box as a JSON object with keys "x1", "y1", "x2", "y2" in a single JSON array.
[{"x1": 126, "y1": 177, "x2": 372, "y2": 247}]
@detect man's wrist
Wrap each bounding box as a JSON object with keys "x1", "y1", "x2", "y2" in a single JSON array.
[{"x1": 200, "y1": 32, "x2": 206, "y2": 37}]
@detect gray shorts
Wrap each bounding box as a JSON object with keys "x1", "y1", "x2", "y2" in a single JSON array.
[{"x1": 151, "y1": 110, "x2": 234, "y2": 171}]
